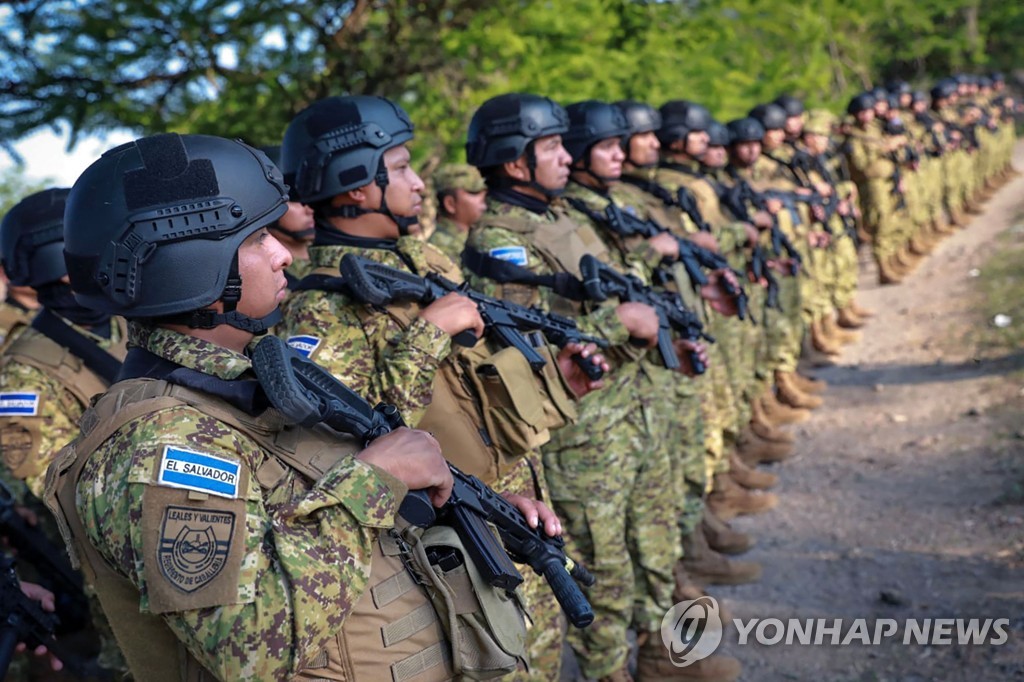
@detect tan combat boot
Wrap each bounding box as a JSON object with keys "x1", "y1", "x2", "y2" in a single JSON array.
[
  {"x1": 878, "y1": 255, "x2": 904, "y2": 285},
  {"x1": 749, "y1": 400, "x2": 796, "y2": 443},
  {"x1": 707, "y1": 472, "x2": 778, "y2": 521},
  {"x1": 932, "y1": 217, "x2": 956, "y2": 236},
  {"x1": 635, "y1": 631, "x2": 742, "y2": 682},
  {"x1": 836, "y1": 305, "x2": 865, "y2": 329},
  {"x1": 728, "y1": 452, "x2": 778, "y2": 490},
  {"x1": 850, "y1": 299, "x2": 875, "y2": 318},
  {"x1": 822, "y1": 314, "x2": 860, "y2": 345},
  {"x1": 792, "y1": 370, "x2": 827, "y2": 393},
  {"x1": 682, "y1": 528, "x2": 762, "y2": 586},
  {"x1": 895, "y1": 246, "x2": 921, "y2": 273},
  {"x1": 701, "y1": 509, "x2": 755, "y2": 555},
  {"x1": 775, "y1": 370, "x2": 824, "y2": 410},
  {"x1": 760, "y1": 391, "x2": 811, "y2": 425},
  {"x1": 909, "y1": 233, "x2": 934, "y2": 256},
  {"x1": 810, "y1": 318, "x2": 841, "y2": 355},
  {"x1": 672, "y1": 563, "x2": 733, "y2": 622}
]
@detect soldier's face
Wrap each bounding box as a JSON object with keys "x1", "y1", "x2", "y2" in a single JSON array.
[
  {"x1": 381, "y1": 145, "x2": 424, "y2": 226},
  {"x1": 802, "y1": 132, "x2": 829, "y2": 155},
  {"x1": 684, "y1": 130, "x2": 709, "y2": 157},
  {"x1": 762, "y1": 128, "x2": 785, "y2": 150},
  {"x1": 529, "y1": 134, "x2": 572, "y2": 191},
  {"x1": 784, "y1": 115, "x2": 804, "y2": 138},
  {"x1": 912, "y1": 101, "x2": 926, "y2": 113},
  {"x1": 731, "y1": 140, "x2": 761, "y2": 167},
  {"x1": 276, "y1": 201, "x2": 315, "y2": 243},
  {"x1": 627, "y1": 131, "x2": 660, "y2": 167},
  {"x1": 451, "y1": 189, "x2": 486, "y2": 226},
  {"x1": 701, "y1": 145, "x2": 727, "y2": 168},
  {"x1": 587, "y1": 137, "x2": 625, "y2": 180},
  {"x1": 236, "y1": 228, "x2": 293, "y2": 318},
  {"x1": 856, "y1": 109, "x2": 875, "y2": 125},
  {"x1": 899, "y1": 94, "x2": 912, "y2": 109}
]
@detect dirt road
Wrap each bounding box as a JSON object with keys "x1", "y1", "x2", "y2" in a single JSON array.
[{"x1": 717, "y1": 143, "x2": 1024, "y2": 681}]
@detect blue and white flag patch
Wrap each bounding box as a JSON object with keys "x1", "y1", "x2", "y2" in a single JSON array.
[
  {"x1": 0, "y1": 392, "x2": 40, "y2": 416},
  {"x1": 489, "y1": 246, "x2": 529, "y2": 266},
  {"x1": 286, "y1": 335, "x2": 321, "y2": 358},
  {"x1": 158, "y1": 446, "x2": 241, "y2": 499}
]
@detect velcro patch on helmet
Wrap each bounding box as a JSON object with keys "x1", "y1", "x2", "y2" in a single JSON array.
[
  {"x1": 124, "y1": 134, "x2": 220, "y2": 210},
  {"x1": 0, "y1": 392, "x2": 40, "y2": 416}
]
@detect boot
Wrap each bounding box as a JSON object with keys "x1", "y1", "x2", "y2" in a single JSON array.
[
  {"x1": 965, "y1": 199, "x2": 984, "y2": 215},
  {"x1": 635, "y1": 630, "x2": 742, "y2": 682},
  {"x1": 895, "y1": 246, "x2": 921, "y2": 273},
  {"x1": 932, "y1": 218, "x2": 956, "y2": 236},
  {"x1": 707, "y1": 472, "x2": 778, "y2": 520},
  {"x1": 810, "y1": 318, "x2": 841, "y2": 355},
  {"x1": 822, "y1": 314, "x2": 860, "y2": 346},
  {"x1": 878, "y1": 255, "x2": 904, "y2": 284},
  {"x1": 728, "y1": 452, "x2": 778, "y2": 490},
  {"x1": 909, "y1": 233, "x2": 934, "y2": 256},
  {"x1": 671, "y1": 563, "x2": 733, "y2": 622},
  {"x1": 949, "y1": 209, "x2": 967, "y2": 227},
  {"x1": 836, "y1": 305, "x2": 865, "y2": 329},
  {"x1": 749, "y1": 400, "x2": 796, "y2": 443},
  {"x1": 736, "y1": 429, "x2": 793, "y2": 465},
  {"x1": 759, "y1": 391, "x2": 810, "y2": 425},
  {"x1": 701, "y1": 509, "x2": 755, "y2": 555},
  {"x1": 849, "y1": 299, "x2": 875, "y2": 318},
  {"x1": 792, "y1": 371, "x2": 827, "y2": 393},
  {"x1": 775, "y1": 370, "x2": 824, "y2": 410},
  {"x1": 682, "y1": 528, "x2": 762, "y2": 586}
]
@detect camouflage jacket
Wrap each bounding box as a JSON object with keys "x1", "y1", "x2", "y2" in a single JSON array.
[
  {"x1": 651, "y1": 160, "x2": 750, "y2": 255},
  {"x1": 426, "y1": 216, "x2": 469, "y2": 265},
  {"x1": 74, "y1": 324, "x2": 405, "y2": 680}
]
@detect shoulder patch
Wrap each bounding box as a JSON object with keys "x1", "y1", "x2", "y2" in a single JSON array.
[
  {"x1": 489, "y1": 245, "x2": 529, "y2": 266},
  {"x1": 286, "y1": 334, "x2": 322, "y2": 358},
  {"x1": 0, "y1": 392, "x2": 40, "y2": 416},
  {"x1": 158, "y1": 446, "x2": 241, "y2": 499},
  {"x1": 158, "y1": 505, "x2": 235, "y2": 593}
]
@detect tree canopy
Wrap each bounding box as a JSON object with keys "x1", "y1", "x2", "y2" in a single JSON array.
[{"x1": 0, "y1": 0, "x2": 1017, "y2": 167}]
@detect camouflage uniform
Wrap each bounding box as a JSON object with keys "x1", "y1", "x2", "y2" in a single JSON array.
[
  {"x1": 277, "y1": 232, "x2": 569, "y2": 681},
  {"x1": 844, "y1": 119, "x2": 906, "y2": 272},
  {"x1": 428, "y1": 216, "x2": 470, "y2": 265},
  {"x1": 67, "y1": 324, "x2": 408, "y2": 681},
  {"x1": 427, "y1": 163, "x2": 486, "y2": 263},
  {"x1": 466, "y1": 195, "x2": 677, "y2": 679}
]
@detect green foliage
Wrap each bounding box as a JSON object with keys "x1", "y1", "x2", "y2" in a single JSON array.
[
  {"x1": 0, "y1": 167, "x2": 52, "y2": 216},
  {"x1": 0, "y1": 0, "x2": 1013, "y2": 168}
]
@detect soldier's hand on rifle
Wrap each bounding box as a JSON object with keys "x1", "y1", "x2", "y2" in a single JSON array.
[
  {"x1": 420, "y1": 292, "x2": 486, "y2": 341},
  {"x1": 837, "y1": 198, "x2": 851, "y2": 216},
  {"x1": 358, "y1": 427, "x2": 454, "y2": 507},
  {"x1": 810, "y1": 203, "x2": 826, "y2": 222},
  {"x1": 752, "y1": 211, "x2": 773, "y2": 230},
  {"x1": 647, "y1": 232, "x2": 680, "y2": 260},
  {"x1": 813, "y1": 181, "x2": 833, "y2": 197},
  {"x1": 765, "y1": 198, "x2": 783, "y2": 215},
  {"x1": 741, "y1": 223, "x2": 759, "y2": 245},
  {"x1": 501, "y1": 493, "x2": 562, "y2": 538},
  {"x1": 556, "y1": 341, "x2": 608, "y2": 397},
  {"x1": 699, "y1": 270, "x2": 739, "y2": 317},
  {"x1": 615, "y1": 302, "x2": 660, "y2": 347},
  {"x1": 14, "y1": 581, "x2": 64, "y2": 671},
  {"x1": 687, "y1": 231, "x2": 720, "y2": 253},
  {"x1": 673, "y1": 339, "x2": 708, "y2": 377}
]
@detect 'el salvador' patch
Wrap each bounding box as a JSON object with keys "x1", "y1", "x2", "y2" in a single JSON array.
[
  {"x1": 286, "y1": 334, "x2": 321, "y2": 358},
  {"x1": 0, "y1": 392, "x2": 40, "y2": 416},
  {"x1": 489, "y1": 246, "x2": 528, "y2": 266},
  {"x1": 158, "y1": 446, "x2": 240, "y2": 499},
  {"x1": 158, "y1": 505, "x2": 235, "y2": 593}
]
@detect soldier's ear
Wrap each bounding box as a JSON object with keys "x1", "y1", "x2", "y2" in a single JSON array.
[
  {"x1": 442, "y1": 193, "x2": 457, "y2": 216},
  {"x1": 503, "y1": 157, "x2": 530, "y2": 182}
]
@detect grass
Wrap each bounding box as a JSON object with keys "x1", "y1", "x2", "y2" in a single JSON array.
[{"x1": 973, "y1": 211, "x2": 1024, "y2": 357}]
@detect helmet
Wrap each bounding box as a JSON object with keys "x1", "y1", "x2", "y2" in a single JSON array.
[
  {"x1": 281, "y1": 95, "x2": 414, "y2": 206},
  {"x1": 911, "y1": 90, "x2": 929, "y2": 104},
  {"x1": 706, "y1": 120, "x2": 730, "y2": 147},
  {"x1": 991, "y1": 71, "x2": 1005, "y2": 83},
  {"x1": 870, "y1": 86, "x2": 889, "y2": 102},
  {"x1": 773, "y1": 94, "x2": 805, "y2": 117},
  {"x1": 887, "y1": 80, "x2": 911, "y2": 95},
  {"x1": 563, "y1": 100, "x2": 630, "y2": 165},
  {"x1": 64, "y1": 133, "x2": 288, "y2": 332},
  {"x1": 886, "y1": 93, "x2": 901, "y2": 111},
  {"x1": 847, "y1": 92, "x2": 876, "y2": 115},
  {"x1": 931, "y1": 79, "x2": 958, "y2": 101},
  {"x1": 657, "y1": 101, "x2": 712, "y2": 146},
  {"x1": 747, "y1": 103, "x2": 787, "y2": 131},
  {"x1": 465, "y1": 93, "x2": 569, "y2": 169},
  {"x1": 615, "y1": 100, "x2": 662, "y2": 136},
  {"x1": 979, "y1": 76, "x2": 993, "y2": 89},
  {"x1": 726, "y1": 118, "x2": 766, "y2": 145},
  {"x1": 954, "y1": 73, "x2": 969, "y2": 86},
  {"x1": 1, "y1": 188, "x2": 70, "y2": 288}
]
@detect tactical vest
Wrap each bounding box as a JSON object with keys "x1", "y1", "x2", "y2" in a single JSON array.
[
  {"x1": 306, "y1": 247, "x2": 576, "y2": 486},
  {"x1": 0, "y1": 301, "x2": 33, "y2": 351},
  {"x1": 46, "y1": 378, "x2": 527, "y2": 682}
]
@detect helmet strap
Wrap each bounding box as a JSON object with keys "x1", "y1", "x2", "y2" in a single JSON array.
[
  {"x1": 177, "y1": 253, "x2": 281, "y2": 335},
  {"x1": 505, "y1": 142, "x2": 565, "y2": 199},
  {"x1": 324, "y1": 159, "x2": 419, "y2": 235}
]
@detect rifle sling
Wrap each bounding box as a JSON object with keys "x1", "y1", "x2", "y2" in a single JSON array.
[
  {"x1": 30, "y1": 309, "x2": 121, "y2": 385},
  {"x1": 460, "y1": 246, "x2": 588, "y2": 302}
]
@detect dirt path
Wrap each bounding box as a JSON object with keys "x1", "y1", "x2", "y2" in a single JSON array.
[{"x1": 717, "y1": 142, "x2": 1024, "y2": 681}]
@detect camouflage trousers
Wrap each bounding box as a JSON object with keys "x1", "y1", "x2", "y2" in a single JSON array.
[
  {"x1": 543, "y1": 402, "x2": 677, "y2": 678},
  {"x1": 762, "y1": 271, "x2": 803, "y2": 374}
]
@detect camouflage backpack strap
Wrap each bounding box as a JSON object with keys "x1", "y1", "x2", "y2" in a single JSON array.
[{"x1": 44, "y1": 379, "x2": 213, "y2": 682}]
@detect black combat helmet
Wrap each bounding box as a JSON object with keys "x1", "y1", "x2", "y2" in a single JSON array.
[
  {"x1": 774, "y1": 94, "x2": 805, "y2": 117},
  {"x1": 1, "y1": 188, "x2": 70, "y2": 288},
  {"x1": 931, "y1": 79, "x2": 958, "y2": 102},
  {"x1": 748, "y1": 103, "x2": 787, "y2": 132},
  {"x1": 911, "y1": 90, "x2": 929, "y2": 105},
  {"x1": 465, "y1": 93, "x2": 569, "y2": 170},
  {"x1": 64, "y1": 133, "x2": 288, "y2": 333},
  {"x1": 847, "y1": 92, "x2": 876, "y2": 115},
  {"x1": 870, "y1": 86, "x2": 889, "y2": 102},
  {"x1": 563, "y1": 100, "x2": 630, "y2": 169},
  {"x1": 281, "y1": 95, "x2": 415, "y2": 235},
  {"x1": 657, "y1": 100, "x2": 712, "y2": 147},
  {"x1": 616, "y1": 100, "x2": 662, "y2": 136},
  {"x1": 726, "y1": 118, "x2": 766, "y2": 145},
  {"x1": 886, "y1": 80, "x2": 911, "y2": 95},
  {"x1": 706, "y1": 120, "x2": 730, "y2": 148}
]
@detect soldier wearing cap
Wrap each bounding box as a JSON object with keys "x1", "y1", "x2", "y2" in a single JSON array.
[{"x1": 428, "y1": 163, "x2": 487, "y2": 262}]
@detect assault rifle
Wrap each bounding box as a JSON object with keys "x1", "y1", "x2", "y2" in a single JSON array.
[
  {"x1": 0, "y1": 481, "x2": 90, "y2": 634},
  {"x1": 338, "y1": 254, "x2": 606, "y2": 381},
  {"x1": 565, "y1": 197, "x2": 749, "y2": 322},
  {"x1": 249, "y1": 335, "x2": 596, "y2": 628},
  {"x1": 578, "y1": 255, "x2": 712, "y2": 374},
  {"x1": 0, "y1": 555, "x2": 111, "y2": 680}
]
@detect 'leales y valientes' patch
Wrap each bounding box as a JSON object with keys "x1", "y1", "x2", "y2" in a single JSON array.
[{"x1": 158, "y1": 505, "x2": 235, "y2": 593}]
